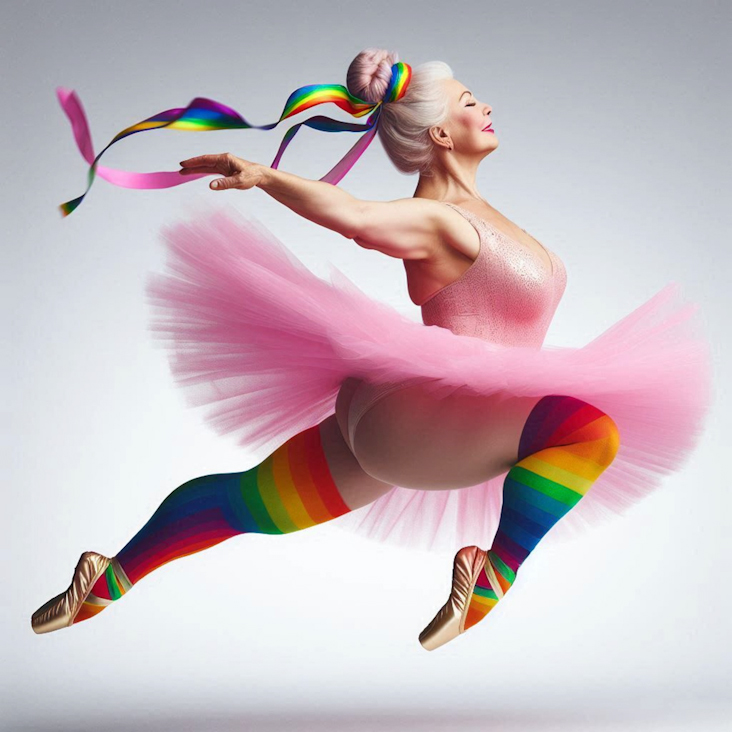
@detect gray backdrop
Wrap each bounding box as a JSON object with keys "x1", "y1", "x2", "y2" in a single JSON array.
[{"x1": 3, "y1": 1, "x2": 730, "y2": 730}]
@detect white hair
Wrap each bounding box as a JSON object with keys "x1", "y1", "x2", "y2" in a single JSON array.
[{"x1": 346, "y1": 48, "x2": 454, "y2": 176}]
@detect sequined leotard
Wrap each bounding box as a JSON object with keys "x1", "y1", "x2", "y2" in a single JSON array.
[{"x1": 345, "y1": 202, "x2": 567, "y2": 450}]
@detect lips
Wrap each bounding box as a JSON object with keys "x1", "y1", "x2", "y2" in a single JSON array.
[{"x1": 482, "y1": 123, "x2": 493, "y2": 131}]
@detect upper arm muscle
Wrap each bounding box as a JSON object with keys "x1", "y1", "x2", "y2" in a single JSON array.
[{"x1": 347, "y1": 198, "x2": 450, "y2": 260}]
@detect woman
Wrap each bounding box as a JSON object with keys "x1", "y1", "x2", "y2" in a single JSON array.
[{"x1": 32, "y1": 49, "x2": 712, "y2": 651}]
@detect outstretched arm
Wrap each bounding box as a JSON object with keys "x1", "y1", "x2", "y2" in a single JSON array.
[{"x1": 179, "y1": 153, "x2": 462, "y2": 260}]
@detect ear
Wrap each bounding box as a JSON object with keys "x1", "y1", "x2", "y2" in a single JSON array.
[{"x1": 429, "y1": 125, "x2": 452, "y2": 151}]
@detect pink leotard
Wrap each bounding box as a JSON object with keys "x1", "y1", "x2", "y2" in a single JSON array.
[{"x1": 345, "y1": 202, "x2": 567, "y2": 451}]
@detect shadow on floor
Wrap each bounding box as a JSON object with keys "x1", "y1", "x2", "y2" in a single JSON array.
[{"x1": 10, "y1": 703, "x2": 732, "y2": 732}]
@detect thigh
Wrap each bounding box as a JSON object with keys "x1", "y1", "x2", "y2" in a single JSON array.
[
  {"x1": 351, "y1": 381, "x2": 544, "y2": 490},
  {"x1": 318, "y1": 413, "x2": 394, "y2": 511},
  {"x1": 335, "y1": 376, "x2": 362, "y2": 450}
]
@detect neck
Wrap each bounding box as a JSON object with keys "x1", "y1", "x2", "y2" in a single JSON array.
[{"x1": 413, "y1": 151, "x2": 487, "y2": 205}]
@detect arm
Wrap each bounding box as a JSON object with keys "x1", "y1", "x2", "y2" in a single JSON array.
[
  {"x1": 179, "y1": 153, "x2": 453, "y2": 260},
  {"x1": 258, "y1": 168, "x2": 448, "y2": 260},
  {"x1": 255, "y1": 165, "x2": 362, "y2": 240}
]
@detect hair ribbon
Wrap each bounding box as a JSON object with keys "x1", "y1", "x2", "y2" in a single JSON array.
[{"x1": 57, "y1": 61, "x2": 412, "y2": 216}]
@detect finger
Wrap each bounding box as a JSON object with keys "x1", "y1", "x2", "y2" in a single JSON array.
[
  {"x1": 178, "y1": 166, "x2": 217, "y2": 176},
  {"x1": 179, "y1": 154, "x2": 228, "y2": 168},
  {"x1": 210, "y1": 175, "x2": 241, "y2": 190}
]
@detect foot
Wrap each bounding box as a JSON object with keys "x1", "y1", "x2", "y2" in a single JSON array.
[
  {"x1": 419, "y1": 546, "x2": 514, "y2": 651},
  {"x1": 31, "y1": 551, "x2": 113, "y2": 634}
]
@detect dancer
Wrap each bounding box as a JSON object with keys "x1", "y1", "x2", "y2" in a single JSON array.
[{"x1": 32, "y1": 48, "x2": 712, "y2": 650}]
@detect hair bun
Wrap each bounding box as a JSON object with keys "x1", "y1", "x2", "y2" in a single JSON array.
[{"x1": 346, "y1": 47, "x2": 400, "y2": 103}]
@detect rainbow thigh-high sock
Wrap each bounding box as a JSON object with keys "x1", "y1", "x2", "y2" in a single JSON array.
[
  {"x1": 73, "y1": 423, "x2": 352, "y2": 624},
  {"x1": 464, "y1": 394, "x2": 621, "y2": 629}
]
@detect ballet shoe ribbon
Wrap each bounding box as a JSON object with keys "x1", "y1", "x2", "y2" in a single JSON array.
[{"x1": 483, "y1": 553, "x2": 505, "y2": 599}]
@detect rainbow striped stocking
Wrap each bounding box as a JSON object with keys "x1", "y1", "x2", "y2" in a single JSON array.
[
  {"x1": 73, "y1": 423, "x2": 352, "y2": 624},
  {"x1": 465, "y1": 394, "x2": 620, "y2": 629}
]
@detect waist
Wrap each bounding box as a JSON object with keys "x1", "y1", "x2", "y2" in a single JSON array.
[{"x1": 421, "y1": 313, "x2": 547, "y2": 348}]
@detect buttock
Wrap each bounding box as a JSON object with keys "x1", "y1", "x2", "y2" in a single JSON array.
[
  {"x1": 340, "y1": 376, "x2": 431, "y2": 454},
  {"x1": 345, "y1": 378, "x2": 544, "y2": 490}
]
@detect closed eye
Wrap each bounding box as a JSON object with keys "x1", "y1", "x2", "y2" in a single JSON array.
[{"x1": 466, "y1": 102, "x2": 476, "y2": 106}]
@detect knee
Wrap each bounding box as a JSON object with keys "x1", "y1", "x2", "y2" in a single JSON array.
[
  {"x1": 568, "y1": 397, "x2": 621, "y2": 465},
  {"x1": 600, "y1": 413, "x2": 621, "y2": 464},
  {"x1": 523, "y1": 394, "x2": 621, "y2": 464}
]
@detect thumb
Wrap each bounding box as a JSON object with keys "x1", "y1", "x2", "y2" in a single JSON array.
[{"x1": 210, "y1": 175, "x2": 239, "y2": 191}]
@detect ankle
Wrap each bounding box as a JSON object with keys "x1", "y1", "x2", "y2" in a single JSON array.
[
  {"x1": 487, "y1": 549, "x2": 518, "y2": 592},
  {"x1": 89, "y1": 557, "x2": 132, "y2": 601}
]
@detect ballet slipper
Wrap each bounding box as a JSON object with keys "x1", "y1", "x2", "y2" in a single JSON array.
[
  {"x1": 419, "y1": 546, "x2": 496, "y2": 650},
  {"x1": 31, "y1": 551, "x2": 111, "y2": 634}
]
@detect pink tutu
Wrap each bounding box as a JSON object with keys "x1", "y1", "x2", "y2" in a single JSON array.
[{"x1": 144, "y1": 206, "x2": 714, "y2": 552}]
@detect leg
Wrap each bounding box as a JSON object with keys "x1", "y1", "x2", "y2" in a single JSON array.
[
  {"x1": 31, "y1": 415, "x2": 393, "y2": 632},
  {"x1": 350, "y1": 378, "x2": 545, "y2": 489},
  {"x1": 420, "y1": 394, "x2": 621, "y2": 650}
]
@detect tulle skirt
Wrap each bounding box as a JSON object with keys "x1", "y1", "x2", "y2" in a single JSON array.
[{"x1": 144, "y1": 206, "x2": 714, "y2": 552}]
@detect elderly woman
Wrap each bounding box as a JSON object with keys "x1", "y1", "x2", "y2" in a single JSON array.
[{"x1": 32, "y1": 48, "x2": 711, "y2": 651}]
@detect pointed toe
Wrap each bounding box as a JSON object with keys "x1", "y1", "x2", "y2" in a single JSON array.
[
  {"x1": 31, "y1": 551, "x2": 111, "y2": 634},
  {"x1": 418, "y1": 546, "x2": 487, "y2": 651}
]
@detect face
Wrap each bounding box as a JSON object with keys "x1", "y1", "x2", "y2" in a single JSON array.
[{"x1": 433, "y1": 78, "x2": 497, "y2": 158}]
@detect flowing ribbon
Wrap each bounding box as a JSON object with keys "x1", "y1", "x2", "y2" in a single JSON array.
[{"x1": 57, "y1": 61, "x2": 412, "y2": 216}]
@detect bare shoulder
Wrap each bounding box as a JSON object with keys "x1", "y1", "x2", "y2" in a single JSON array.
[{"x1": 350, "y1": 197, "x2": 481, "y2": 262}]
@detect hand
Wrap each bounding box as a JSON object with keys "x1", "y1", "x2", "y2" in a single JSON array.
[{"x1": 178, "y1": 152, "x2": 264, "y2": 191}]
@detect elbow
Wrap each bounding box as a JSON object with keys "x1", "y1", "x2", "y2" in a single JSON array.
[{"x1": 342, "y1": 200, "x2": 367, "y2": 240}]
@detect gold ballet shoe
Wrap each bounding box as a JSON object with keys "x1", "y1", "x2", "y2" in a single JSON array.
[
  {"x1": 419, "y1": 545, "x2": 504, "y2": 651},
  {"x1": 31, "y1": 551, "x2": 111, "y2": 634}
]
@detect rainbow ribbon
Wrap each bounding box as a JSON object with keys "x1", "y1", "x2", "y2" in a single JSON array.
[{"x1": 57, "y1": 61, "x2": 412, "y2": 216}]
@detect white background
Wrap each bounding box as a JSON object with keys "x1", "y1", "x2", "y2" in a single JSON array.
[{"x1": 3, "y1": 1, "x2": 730, "y2": 730}]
